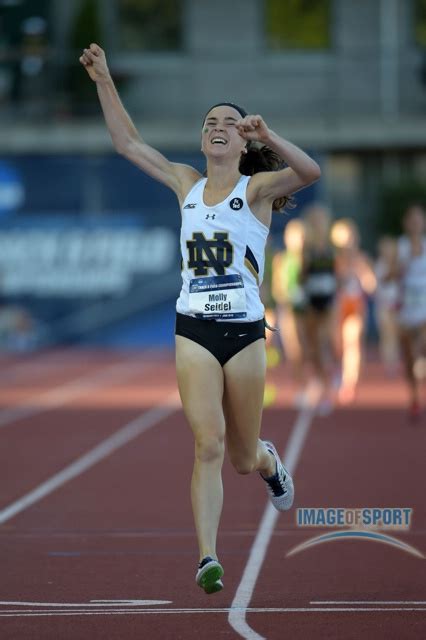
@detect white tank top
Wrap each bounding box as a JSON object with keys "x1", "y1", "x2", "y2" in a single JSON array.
[
  {"x1": 176, "y1": 175, "x2": 269, "y2": 322},
  {"x1": 398, "y1": 236, "x2": 426, "y2": 326}
]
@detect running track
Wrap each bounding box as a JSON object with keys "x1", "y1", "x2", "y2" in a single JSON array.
[{"x1": 0, "y1": 350, "x2": 425, "y2": 640}]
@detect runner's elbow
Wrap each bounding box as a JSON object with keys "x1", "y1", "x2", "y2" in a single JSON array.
[
  {"x1": 113, "y1": 135, "x2": 139, "y2": 158},
  {"x1": 305, "y1": 161, "x2": 321, "y2": 184}
]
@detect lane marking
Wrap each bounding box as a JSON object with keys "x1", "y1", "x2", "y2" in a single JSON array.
[
  {"x1": 311, "y1": 600, "x2": 426, "y2": 605},
  {"x1": 0, "y1": 600, "x2": 172, "y2": 607},
  {"x1": 0, "y1": 528, "x2": 301, "y2": 540},
  {"x1": 0, "y1": 607, "x2": 425, "y2": 618},
  {"x1": 228, "y1": 395, "x2": 319, "y2": 640},
  {"x1": 0, "y1": 359, "x2": 147, "y2": 430},
  {"x1": 0, "y1": 394, "x2": 179, "y2": 524}
]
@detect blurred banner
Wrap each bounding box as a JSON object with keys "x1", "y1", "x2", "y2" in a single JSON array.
[
  {"x1": 0, "y1": 216, "x2": 177, "y2": 297},
  {"x1": 0, "y1": 153, "x2": 188, "y2": 348}
]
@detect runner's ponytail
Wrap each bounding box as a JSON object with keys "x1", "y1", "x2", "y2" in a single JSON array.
[{"x1": 239, "y1": 142, "x2": 295, "y2": 212}]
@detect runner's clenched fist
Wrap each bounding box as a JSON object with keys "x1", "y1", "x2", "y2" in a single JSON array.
[
  {"x1": 79, "y1": 43, "x2": 110, "y2": 83},
  {"x1": 235, "y1": 115, "x2": 271, "y2": 144}
]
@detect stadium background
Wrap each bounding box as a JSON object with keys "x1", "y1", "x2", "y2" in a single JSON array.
[
  {"x1": 1, "y1": 4, "x2": 426, "y2": 640},
  {"x1": 0, "y1": 0, "x2": 426, "y2": 348}
]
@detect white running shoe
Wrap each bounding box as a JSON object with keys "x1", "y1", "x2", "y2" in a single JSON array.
[{"x1": 260, "y1": 441, "x2": 294, "y2": 511}]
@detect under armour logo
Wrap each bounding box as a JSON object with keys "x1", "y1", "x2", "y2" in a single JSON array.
[{"x1": 205, "y1": 214, "x2": 216, "y2": 220}]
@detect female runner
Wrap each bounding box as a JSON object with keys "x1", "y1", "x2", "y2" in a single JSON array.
[
  {"x1": 331, "y1": 218, "x2": 376, "y2": 404},
  {"x1": 80, "y1": 43, "x2": 321, "y2": 593},
  {"x1": 272, "y1": 219, "x2": 307, "y2": 402},
  {"x1": 397, "y1": 204, "x2": 426, "y2": 420},
  {"x1": 301, "y1": 205, "x2": 337, "y2": 413},
  {"x1": 374, "y1": 236, "x2": 400, "y2": 377}
]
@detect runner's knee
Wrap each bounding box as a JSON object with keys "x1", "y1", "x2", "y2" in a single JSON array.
[
  {"x1": 194, "y1": 430, "x2": 225, "y2": 463},
  {"x1": 229, "y1": 454, "x2": 256, "y2": 475}
]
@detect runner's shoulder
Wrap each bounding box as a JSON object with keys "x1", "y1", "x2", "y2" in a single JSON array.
[{"x1": 172, "y1": 163, "x2": 203, "y2": 203}]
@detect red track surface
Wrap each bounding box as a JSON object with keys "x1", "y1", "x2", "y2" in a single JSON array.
[{"x1": 0, "y1": 350, "x2": 425, "y2": 640}]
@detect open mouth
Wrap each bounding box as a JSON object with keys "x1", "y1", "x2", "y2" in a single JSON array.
[{"x1": 210, "y1": 136, "x2": 228, "y2": 145}]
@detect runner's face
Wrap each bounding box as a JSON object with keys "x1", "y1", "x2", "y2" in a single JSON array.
[
  {"x1": 404, "y1": 207, "x2": 425, "y2": 236},
  {"x1": 307, "y1": 208, "x2": 330, "y2": 241},
  {"x1": 285, "y1": 221, "x2": 304, "y2": 252},
  {"x1": 201, "y1": 106, "x2": 246, "y2": 160},
  {"x1": 378, "y1": 237, "x2": 396, "y2": 261},
  {"x1": 331, "y1": 221, "x2": 356, "y2": 249}
]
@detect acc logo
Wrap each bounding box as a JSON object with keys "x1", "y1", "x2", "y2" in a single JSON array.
[{"x1": 229, "y1": 197, "x2": 243, "y2": 210}]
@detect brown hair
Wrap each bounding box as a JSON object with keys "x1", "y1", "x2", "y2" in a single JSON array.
[{"x1": 239, "y1": 142, "x2": 294, "y2": 212}]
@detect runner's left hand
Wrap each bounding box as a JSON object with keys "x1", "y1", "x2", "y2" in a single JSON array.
[{"x1": 235, "y1": 115, "x2": 270, "y2": 143}]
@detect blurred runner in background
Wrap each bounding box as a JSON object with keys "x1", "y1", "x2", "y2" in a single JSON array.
[
  {"x1": 374, "y1": 235, "x2": 400, "y2": 377},
  {"x1": 301, "y1": 204, "x2": 337, "y2": 415},
  {"x1": 261, "y1": 238, "x2": 280, "y2": 407},
  {"x1": 397, "y1": 204, "x2": 426, "y2": 421},
  {"x1": 272, "y1": 218, "x2": 307, "y2": 405},
  {"x1": 331, "y1": 218, "x2": 376, "y2": 405}
]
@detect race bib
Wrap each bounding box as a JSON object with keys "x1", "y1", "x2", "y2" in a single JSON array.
[
  {"x1": 189, "y1": 274, "x2": 247, "y2": 319},
  {"x1": 305, "y1": 273, "x2": 336, "y2": 296}
]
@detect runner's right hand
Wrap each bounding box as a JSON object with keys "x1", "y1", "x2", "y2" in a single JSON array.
[{"x1": 79, "y1": 43, "x2": 110, "y2": 83}]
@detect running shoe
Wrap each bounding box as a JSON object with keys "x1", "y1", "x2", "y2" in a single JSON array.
[
  {"x1": 260, "y1": 441, "x2": 294, "y2": 511},
  {"x1": 196, "y1": 557, "x2": 224, "y2": 594}
]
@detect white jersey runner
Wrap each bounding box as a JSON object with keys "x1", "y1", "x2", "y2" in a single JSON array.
[
  {"x1": 398, "y1": 235, "x2": 426, "y2": 328},
  {"x1": 176, "y1": 175, "x2": 269, "y2": 322}
]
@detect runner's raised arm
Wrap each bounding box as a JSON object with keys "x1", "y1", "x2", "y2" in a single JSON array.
[{"x1": 79, "y1": 43, "x2": 200, "y2": 201}]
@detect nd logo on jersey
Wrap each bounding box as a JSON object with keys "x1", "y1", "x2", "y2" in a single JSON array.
[{"x1": 186, "y1": 232, "x2": 233, "y2": 276}]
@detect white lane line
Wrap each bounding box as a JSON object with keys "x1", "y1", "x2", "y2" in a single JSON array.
[
  {"x1": 1, "y1": 607, "x2": 425, "y2": 618},
  {"x1": 0, "y1": 394, "x2": 179, "y2": 524},
  {"x1": 228, "y1": 398, "x2": 318, "y2": 640},
  {"x1": 311, "y1": 600, "x2": 426, "y2": 605},
  {"x1": 0, "y1": 600, "x2": 172, "y2": 607},
  {"x1": 0, "y1": 359, "x2": 146, "y2": 430}
]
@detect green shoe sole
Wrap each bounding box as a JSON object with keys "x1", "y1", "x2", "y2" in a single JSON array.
[
  {"x1": 197, "y1": 562, "x2": 224, "y2": 594},
  {"x1": 204, "y1": 578, "x2": 224, "y2": 594}
]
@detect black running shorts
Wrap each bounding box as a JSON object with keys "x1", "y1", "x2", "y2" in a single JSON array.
[{"x1": 175, "y1": 312, "x2": 265, "y2": 367}]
